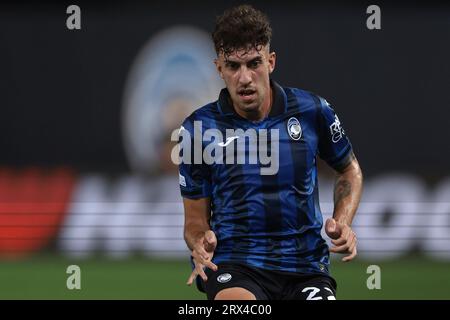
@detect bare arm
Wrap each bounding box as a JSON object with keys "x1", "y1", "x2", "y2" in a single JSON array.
[
  {"x1": 325, "y1": 152, "x2": 363, "y2": 261},
  {"x1": 183, "y1": 197, "x2": 218, "y2": 284},
  {"x1": 332, "y1": 152, "x2": 363, "y2": 226},
  {"x1": 183, "y1": 197, "x2": 212, "y2": 250}
]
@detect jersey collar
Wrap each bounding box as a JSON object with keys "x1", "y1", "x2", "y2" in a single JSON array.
[{"x1": 217, "y1": 79, "x2": 287, "y2": 118}]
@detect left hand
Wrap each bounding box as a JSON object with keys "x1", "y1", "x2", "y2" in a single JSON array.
[{"x1": 325, "y1": 218, "x2": 357, "y2": 262}]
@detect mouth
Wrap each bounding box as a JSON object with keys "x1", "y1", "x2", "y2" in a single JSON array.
[{"x1": 237, "y1": 88, "x2": 257, "y2": 101}]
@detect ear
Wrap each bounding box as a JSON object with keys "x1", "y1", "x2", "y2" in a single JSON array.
[
  {"x1": 268, "y1": 51, "x2": 276, "y2": 74},
  {"x1": 214, "y1": 58, "x2": 224, "y2": 79}
]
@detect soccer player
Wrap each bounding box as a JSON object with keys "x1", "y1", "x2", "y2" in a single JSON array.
[{"x1": 178, "y1": 4, "x2": 363, "y2": 300}]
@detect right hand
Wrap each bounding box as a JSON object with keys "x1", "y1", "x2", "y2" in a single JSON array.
[
  {"x1": 325, "y1": 218, "x2": 358, "y2": 262},
  {"x1": 186, "y1": 230, "x2": 218, "y2": 285}
]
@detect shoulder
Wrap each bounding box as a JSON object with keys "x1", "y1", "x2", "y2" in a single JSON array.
[{"x1": 282, "y1": 86, "x2": 328, "y2": 115}]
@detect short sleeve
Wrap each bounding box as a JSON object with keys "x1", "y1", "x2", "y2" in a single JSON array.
[
  {"x1": 178, "y1": 118, "x2": 212, "y2": 199},
  {"x1": 316, "y1": 96, "x2": 353, "y2": 170}
]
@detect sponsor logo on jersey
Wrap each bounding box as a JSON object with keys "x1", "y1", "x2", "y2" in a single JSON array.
[
  {"x1": 330, "y1": 114, "x2": 345, "y2": 143},
  {"x1": 179, "y1": 173, "x2": 186, "y2": 187},
  {"x1": 218, "y1": 136, "x2": 239, "y2": 147}
]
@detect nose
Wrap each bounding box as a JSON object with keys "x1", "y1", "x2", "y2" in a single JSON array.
[{"x1": 238, "y1": 66, "x2": 252, "y2": 86}]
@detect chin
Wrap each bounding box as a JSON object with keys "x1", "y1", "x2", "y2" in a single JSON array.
[{"x1": 240, "y1": 103, "x2": 260, "y2": 112}]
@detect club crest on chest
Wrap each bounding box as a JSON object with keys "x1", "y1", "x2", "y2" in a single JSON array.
[{"x1": 287, "y1": 117, "x2": 302, "y2": 141}]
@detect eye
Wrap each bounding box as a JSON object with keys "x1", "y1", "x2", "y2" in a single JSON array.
[
  {"x1": 248, "y1": 59, "x2": 261, "y2": 69},
  {"x1": 226, "y1": 62, "x2": 239, "y2": 70}
]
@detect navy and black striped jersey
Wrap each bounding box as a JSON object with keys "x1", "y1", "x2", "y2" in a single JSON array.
[{"x1": 179, "y1": 80, "x2": 353, "y2": 276}]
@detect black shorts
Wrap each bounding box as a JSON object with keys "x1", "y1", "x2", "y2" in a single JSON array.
[{"x1": 199, "y1": 263, "x2": 337, "y2": 300}]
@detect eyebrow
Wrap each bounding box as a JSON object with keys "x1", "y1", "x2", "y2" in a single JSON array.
[{"x1": 225, "y1": 56, "x2": 262, "y2": 65}]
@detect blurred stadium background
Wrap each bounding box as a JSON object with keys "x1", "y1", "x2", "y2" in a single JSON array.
[{"x1": 1, "y1": 1, "x2": 450, "y2": 299}]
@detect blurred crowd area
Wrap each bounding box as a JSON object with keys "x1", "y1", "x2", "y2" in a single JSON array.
[{"x1": 1, "y1": 167, "x2": 449, "y2": 262}]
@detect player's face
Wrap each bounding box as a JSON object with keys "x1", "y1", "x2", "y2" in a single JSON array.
[{"x1": 215, "y1": 46, "x2": 276, "y2": 116}]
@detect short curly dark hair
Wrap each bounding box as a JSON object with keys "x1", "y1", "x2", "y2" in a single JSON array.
[{"x1": 212, "y1": 4, "x2": 272, "y2": 57}]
